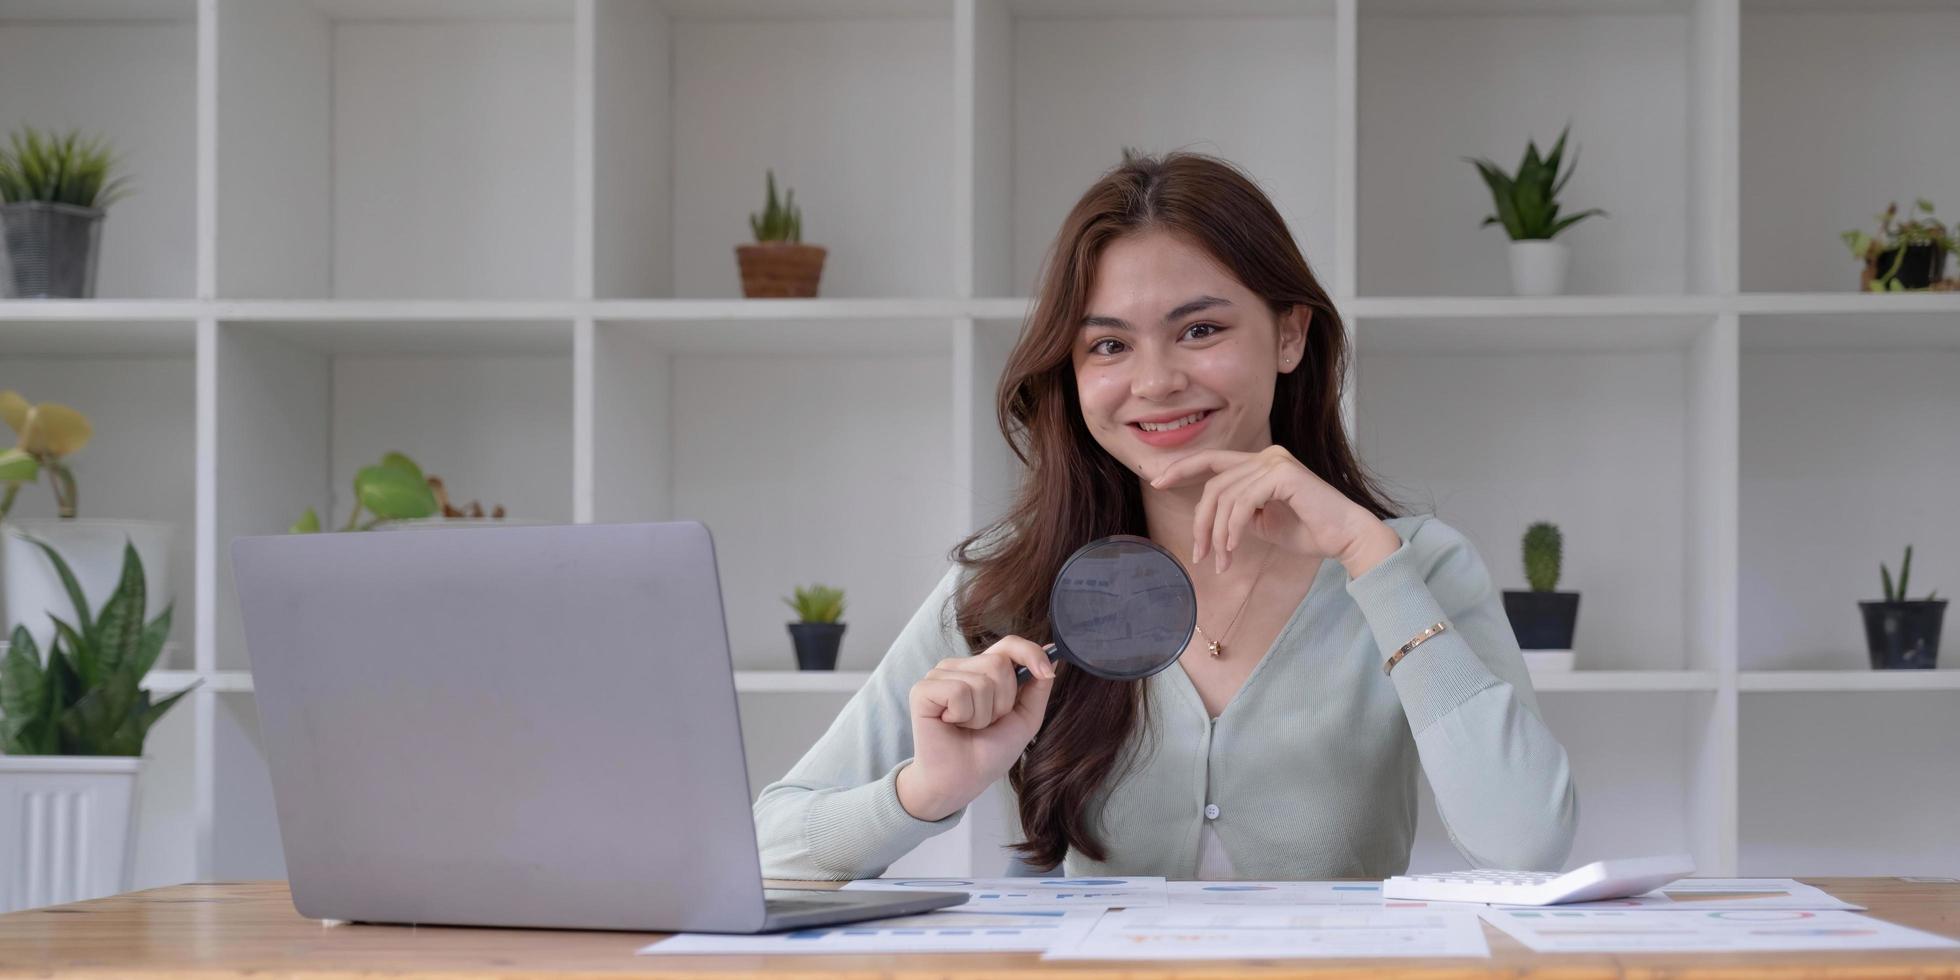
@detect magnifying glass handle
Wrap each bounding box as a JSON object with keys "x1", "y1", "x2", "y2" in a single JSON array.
[{"x1": 1013, "y1": 643, "x2": 1062, "y2": 684}]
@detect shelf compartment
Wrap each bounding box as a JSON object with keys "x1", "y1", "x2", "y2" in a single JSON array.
[
  {"x1": 973, "y1": 0, "x2": 1340, "y2": 297},
  {"x1": 1738, "y1": 325, "x2": 1959, "y2": 671},
  {"x1": 592, "y1": 0, "x2": 956, "y2": 299},
  {"x1": 1358, "y1": 0, "x2": 1730, "y2": 297},
  {"x1": 0, "y1": 3, "x2": 196, "y2": 298},
  {"x1": 1354, "y1": 315, "x2": 1733, "y2": 672},
  {"x1": 585, "y1": 320, "x2": 959, "y2": 672},
  {"x1": 1740, "y1": 2, "x2": 1960, "y2": 292},
  {"x1": 215, "y1": 0, "x2": 576, "y2": 299},
  {"x1": 213, "y1": 320, "x2": 575, "y2": 670},
  {"x1": 0, "y1": 350, "x2": 197, "y2": 670},
  {"x1": 1740, "y1": 691, "x2": 1960, "y2": 875}
]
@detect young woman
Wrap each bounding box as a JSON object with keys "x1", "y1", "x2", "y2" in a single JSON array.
[{"x1": 754, "y1": 152, "x2": 1577, "y2": 881}]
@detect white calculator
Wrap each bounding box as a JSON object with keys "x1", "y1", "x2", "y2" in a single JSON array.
[{"x1": 1381, "y1": 853, "x2": 1696, "y2": 906}]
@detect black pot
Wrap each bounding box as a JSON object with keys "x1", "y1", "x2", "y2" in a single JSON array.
[
  {"x1": 1502, "y1": 591, "x2": 1580, "y2": 650},
  {"x1": 0, "y1": 202, "x2": 104, "y2": 299},
  {"x1": 1858, "y1": 600, "x2": 1945, "y2": 669},
  {"x1": 788, "y1": 622, "x2": 846, "y2": 670},
  {"x1": 1873, "y1": 243, "x2": 1948, "y2": 290}
]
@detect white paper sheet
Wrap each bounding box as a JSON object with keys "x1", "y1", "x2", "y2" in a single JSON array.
[
  {"x1": 1168, "y1": 880, "x2": 1394, "y2": 906},
  {"x1": 1493, "y1": 878, "x2": 1865, "y2": 912},
  {"x1": 1042, "y1": 906, "x2": 1491, "y2": 960},
  {"x1": 1481, "y1": 907, "x2": 1959, "y2": 953},
  {"x1": 637, "y1": 909, "x2": 1103, "y2": 955},
  {"x1": 841, "y1": 875, "x2": 1168, "y2": 911}
]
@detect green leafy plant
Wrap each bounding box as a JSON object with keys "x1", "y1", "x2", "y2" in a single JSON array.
[
  {"x1": 1841, "y1": 200, "x2": 1956, "y2": 293},
  {"x1": 1464, "y1": 124, "x2": 1607, "y2": 241},
  {"x1": 748, "y1": 169, "x2": 803, "y2": 244},
  {"x1": 783, "y1": 584, "x2": 845, "y2": 624},
  {"x1": 291, "y1": 451, "x2": 505, "y2": 533},
  {"x1": 0, "y1": 537, "x2": 193, "y2": 756},
  {"x1": 1523, "y1": 522, "x2": 1562, "y2": 593},
  {"x1": 1880, "y1": 545, "x2": 1938, "y2": 602},
  {"x1": 0, "y1": 389, "x2": 93, "y2": 520},
  {"x1": 0, "y1": 126, "x2": 131, "y2": 209},
  {"x1": 291, "y1": 451, "x2": 438, "y2": 533}
]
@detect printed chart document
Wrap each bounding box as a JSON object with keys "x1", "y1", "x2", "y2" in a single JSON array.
[
  {"x1": 1043, "y1": 907, "x2": 1490, "y2": 960},
  {"x1": 1492, "y1": 878, "x2": 1865, "y2": 912},
  {"x1": 638, "y1": 909, "x2": 1103, "y2": 956},
  {"x1": 1169, "y1": 880, "x2": 1393, "y2": 906},
  {"x1": 1482, "y1": 907, "x2": 1959, "y2": 953},
  {"x1": 842, "y1": 876, "x2": 1168, "y2": 911}
]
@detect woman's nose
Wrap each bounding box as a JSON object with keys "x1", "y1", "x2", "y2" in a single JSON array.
[{"x1": 1131, "y1": 350, "x2": 1186, "y2": 400}]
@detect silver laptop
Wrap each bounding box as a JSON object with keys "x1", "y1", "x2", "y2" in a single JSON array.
[{"x1": 230, "y1": 520, "x2": 965, "y2": 933}]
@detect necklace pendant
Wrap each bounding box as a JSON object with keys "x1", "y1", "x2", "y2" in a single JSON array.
[{"x1": 1206, "y1": 638, "x2": 1222, "y2": 658}]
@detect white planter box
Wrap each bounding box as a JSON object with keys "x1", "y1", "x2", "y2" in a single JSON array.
[{"x1": 0, "y1": 755, "x2": 142, "y2": 913}]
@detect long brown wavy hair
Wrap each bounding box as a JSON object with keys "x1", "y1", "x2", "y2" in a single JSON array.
[{"x1": 949, "y1": 151, "x2": 1402, "y2": 870}]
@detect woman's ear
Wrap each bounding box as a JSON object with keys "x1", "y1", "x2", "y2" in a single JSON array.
[{"x1": 1278, "y1": 306, "x2": 1309, "y2": 372}]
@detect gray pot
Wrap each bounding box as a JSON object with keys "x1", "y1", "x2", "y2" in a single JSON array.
[{"x1": 1, "y1": 202, "x2": 105, "y2": 299}]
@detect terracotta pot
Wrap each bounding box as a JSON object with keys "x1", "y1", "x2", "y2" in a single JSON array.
[{"x1": 736, "y1": 242, "x2": 827, "y2": 298}]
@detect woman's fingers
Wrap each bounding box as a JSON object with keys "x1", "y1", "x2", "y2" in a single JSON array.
[
  {"x1": 989, "y1": 636, "x2": 1055, "y2": 681},
  {"x1": 1148, "y1": 448, "x2": 1249, "y2": 491},
  {"x1": 1194, "y1": 458, "x2": 1264, "y2": 564},
  {"x1": 913, "y1": 675, "x2": 977, "y2": 726}
]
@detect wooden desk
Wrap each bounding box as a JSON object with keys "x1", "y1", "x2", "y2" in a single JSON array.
[{"x1": 0, "y1": 878, "x2": 1955, "y2": 977}]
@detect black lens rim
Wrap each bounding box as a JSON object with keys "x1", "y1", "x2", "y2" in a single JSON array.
[{"x1": 1047, "y1": 533, "x2": 1197, "y2": 681}]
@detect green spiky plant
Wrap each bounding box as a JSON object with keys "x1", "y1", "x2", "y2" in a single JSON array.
[
  {"x1": 0, "y1": 126, "x2": 131, "y2": 209},
  {"x1": 0, "y1": 537, "x2": 194, "y2": 756},
  {"x1": 783, "y1": 584, "x2": 845, "y2": 624},
  {"x1": 1880, "y1": 545, "x2": 1939, "y2": 602},
  {"x1": 748, "y1": 169, "x2": 802, "y2": 244},
  {"x1": 1465, "y1": 124, "x2": 1607, "y2": 241},
  {"x1": 1523, "y1": 522, "x2": 1562, "y2": 593}
]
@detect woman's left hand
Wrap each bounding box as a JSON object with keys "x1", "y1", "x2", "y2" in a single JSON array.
[{"x1": 1148, "y1": 445, "x2": 1398, "y2": 576}]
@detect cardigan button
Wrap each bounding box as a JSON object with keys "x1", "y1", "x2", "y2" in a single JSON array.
[{"x1": 1204, "y1": 803, "x2": 1220, "y2": 820}]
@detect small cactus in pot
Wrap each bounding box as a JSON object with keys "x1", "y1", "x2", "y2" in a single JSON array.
[
  {"x1": 735, "y1": 170, "x2": 827, "y2": 298},
  {"x1": 1501, "y1": 521, "x2": 1582, "y2": 653}
]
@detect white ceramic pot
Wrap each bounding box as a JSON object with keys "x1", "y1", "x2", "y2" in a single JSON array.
[
  {"x1": 1, "y1": 519, "x2": 177, "y2": 657},
  {"x1": 0, "y1": 755, "x2": 142, "y2": 912},
  {"x1": 1508, "y1": 239, "x2": 1571, "y2": 296}
]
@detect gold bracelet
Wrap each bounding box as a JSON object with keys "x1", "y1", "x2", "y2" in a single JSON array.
[{"x1": 1384, "y1": 621, "x2": 1448, "y2": 676}]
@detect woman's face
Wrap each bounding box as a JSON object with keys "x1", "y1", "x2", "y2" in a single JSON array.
[{"x1": 1071, "y1": 229, "x2": 1307, "y2": 482}]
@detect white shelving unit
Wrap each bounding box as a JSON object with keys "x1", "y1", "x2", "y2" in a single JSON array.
[{"x1": 0, "y1": 0, "x2": 1955, "y2": 888}]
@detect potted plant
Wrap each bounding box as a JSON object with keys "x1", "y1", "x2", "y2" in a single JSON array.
[
  {"x1": 1859, "y1": 545, "x2": 1944, "y2": 669},
  {"x1": 783, "y1": 583, "x2": 846, "y2": 671},
  {"x1": 1502, "y1": 522, "x2": 1581, "y2": 656},
  {"x1": 1841, "y1": 199, "x2": 1956, "y2": 292},
  {"x1": 0, "y1": 391, "x2": 176, "y2": 662},
  {"x1": 290, "y1": 451, "x2": 506, "y2": 533},
  {"x1": 735, "y1": 170, "x2": 826, "y2": 298},
  {"x1": 0, "y1": 538, "x2": 193, "y2": 912},
  {"x1": 0, "y1": 126, "x2": 130, "y2": 299},
  {"x1": 1465, "y1": 124, "x2": 1607, "y2": 297}
]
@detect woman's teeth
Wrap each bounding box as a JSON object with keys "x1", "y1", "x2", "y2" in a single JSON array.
[{"x1": 1137, "y1": 411, "x2": 1208, "y2": 432}]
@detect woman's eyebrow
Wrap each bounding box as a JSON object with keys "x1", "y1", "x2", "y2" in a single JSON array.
[{"x1": 1080, "y1": 295, "x2": 1234, "y2": 330}]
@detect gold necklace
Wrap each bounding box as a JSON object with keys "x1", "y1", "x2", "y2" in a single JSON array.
[{"x1": 1192, "y1": 542, "x2": 1278, "y2": 659}]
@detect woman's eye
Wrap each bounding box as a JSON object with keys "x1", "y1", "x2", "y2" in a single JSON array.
[
  {"x1": 1090, "y1": 338, "x2": 1125, "y2": 355},
  {"x1": 1184, "y1": 322, "x2": 1221, "y2": 340}
]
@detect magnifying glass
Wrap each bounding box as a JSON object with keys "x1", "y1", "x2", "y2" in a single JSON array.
[{"x1": 1012, "y1": 534, "x2": 1198, "y2": 683}]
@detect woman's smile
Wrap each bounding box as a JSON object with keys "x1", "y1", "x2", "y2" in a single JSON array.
[{"x1": 1129, "y1": 407, "x2": 1217, "y2": 448}]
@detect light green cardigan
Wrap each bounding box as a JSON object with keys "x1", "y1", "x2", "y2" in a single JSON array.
[{"x1": 752, "y1": 514, "x2": 1579, "y2": 880}]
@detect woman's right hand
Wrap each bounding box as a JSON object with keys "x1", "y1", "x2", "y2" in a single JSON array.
[{"x1": 895, "y1": 636, "x2": 1056, "y2": 822}]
